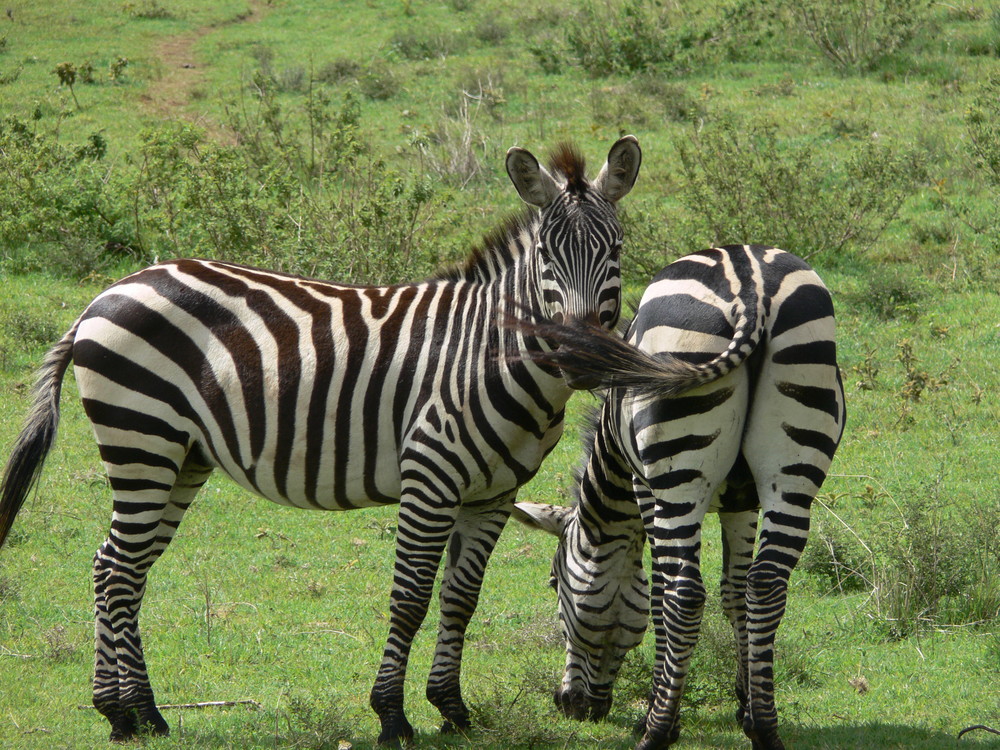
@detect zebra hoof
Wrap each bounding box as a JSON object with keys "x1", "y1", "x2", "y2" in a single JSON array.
[
  {"x1": 743, "y1": 723, "x2": 785, "y2": 750},
  {"x1": 439, "y1": 717, "x2": 470, "y2": 735},
  {"x1": 376, "y1": 716, "x2": 414, "y2": 748}
]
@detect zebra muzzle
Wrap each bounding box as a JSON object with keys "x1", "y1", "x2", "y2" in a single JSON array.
[{"x1": 554, "y1": 687, "x2": 612, "y2": 722}]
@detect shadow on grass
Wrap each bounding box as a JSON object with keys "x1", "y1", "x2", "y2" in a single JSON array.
[{"x1": 669, "y1": 720, "x2": 1000, "y2": 750}]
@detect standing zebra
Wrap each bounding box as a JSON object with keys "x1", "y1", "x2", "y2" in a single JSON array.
[
  {"x1": 0, "y1": 137, "x2": 641, "y2": 745},
  {"x1": 516, "y1": 245, "x2": 845, "y2": 750}
]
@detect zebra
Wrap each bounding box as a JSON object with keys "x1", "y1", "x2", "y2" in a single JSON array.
[
  {"x1": 0, "y1": 136, "x2": 642, "y2": 745},
  {"x1": 515, "y1": 244, "x2": 845, "y2": 750}
]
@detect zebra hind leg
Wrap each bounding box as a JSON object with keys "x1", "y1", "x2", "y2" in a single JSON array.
[
  {"x1": 426, "y1": 504, "x2": 512, "y2": 733},
  {"x1": 91, "y1": 453, "x2": 212, "y2": 740},
  {"x1": 718, "y1": 510, "x2": 757, "y2": 728}
]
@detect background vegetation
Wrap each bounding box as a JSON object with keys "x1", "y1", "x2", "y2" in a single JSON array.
[{"x1": 0, "y1": 0, "x2": 997, "y2": 748}]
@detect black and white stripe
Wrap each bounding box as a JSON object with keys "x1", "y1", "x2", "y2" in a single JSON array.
[
  {"x1": 0, "y1": 137, "x2": 641, "y2": 745},
  {"x1": 517, "y1": 245, "x2": 845, "y2": 750}
]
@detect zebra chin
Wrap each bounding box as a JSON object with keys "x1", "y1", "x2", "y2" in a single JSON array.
[{"x1": 554, "y1": 687, "x2": 612, "y2": 722}]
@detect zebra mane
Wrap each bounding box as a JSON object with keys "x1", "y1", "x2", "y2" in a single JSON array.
[
  {"x1": 433, "y1": 210, "x2": 536, "y2": 283},
  {"x1": 569, "y1": 397, "x2": 607, "y2": 508},
  {"x1": 548, "y1": 142, "x2": 587, "y2": 194}
]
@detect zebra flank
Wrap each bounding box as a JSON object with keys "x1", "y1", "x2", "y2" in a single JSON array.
[
  {"x1": 0, "y1": 137, "x2": 642, "y2": 745},
  {"x1": 517, "y1": 245, "x2": 845, "y2": 750}
]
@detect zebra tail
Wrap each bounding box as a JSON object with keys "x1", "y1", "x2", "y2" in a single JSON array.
[
  {"x1": 0, "y1": 321, "x2": 78, "y2": 549},
  {"x1": 514, "y1": 294, "x2": 764, "y2": 399}
]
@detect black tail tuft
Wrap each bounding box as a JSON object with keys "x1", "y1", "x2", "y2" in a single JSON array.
[
  {"x1": 511, "y1": 317, "x2": 709, "y2": 398},
  {"x1": 0, "y1": 324, "x2": 76, "y2": 549}
]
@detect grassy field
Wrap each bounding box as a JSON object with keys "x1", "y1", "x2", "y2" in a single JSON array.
[{"x1": 1, "y1": 1, "x2": 999, "y2": 748}]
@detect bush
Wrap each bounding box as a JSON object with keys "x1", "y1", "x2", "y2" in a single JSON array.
[
  {"x1": 0, "y1": 117, "x2": 133, "y2": 275},
  {"x1": 869, "y1": 482, "x2": 1000, "y2": 638},
  {"x1": 967, "y1": 73, "x2": 1000, "y2": 187},
  {"x1": 788, "y1": 0, "x2": 934, "y2": 72},
  {"x1": 0, "y1": 82, "x2": 437, "y2": 285},
  {"x1": 561, "y1": 0, "x2": 783, "y2": 76},
  {"x1": 674, "y1": 114, "x2": 925, "y2": 259}
]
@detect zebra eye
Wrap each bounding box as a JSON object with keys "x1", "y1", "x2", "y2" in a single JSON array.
[{"x1": 548, "y1": 574, "x2": 558, "y2": 590}]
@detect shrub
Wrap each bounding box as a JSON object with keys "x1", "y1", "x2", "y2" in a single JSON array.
[
  {"x1": 869, "y1": 481, "x2": 1000, "y2": 638},
  {"x1": 562, "y1": 0, "x2": 782, "y2": 76},
  {"x1": 967, "y1": 73, "x2": 1000, "y2": 187},
  {"x1": 317, "y1": 57, "x2": 361, "y2": 83},
  {"x1": 788, "y1": 0, "x2": 934, "y2": 72},
  {"x1": 358, "y1": 60, "x2": 400, "y2": 101},
  {"x1": 0, "y1": 117, "x2": 133, "y2": 275},
  {"x1": 389, "y1": 27, "x2": 466, "y2": 61},
  {"x1": 674, "y1": 114, "x2": 925, "y2": 259},
  {"x1": 849, "y1": 271, "x2": 929, "y2": 320},
  {"x1": 0, "y1": 84, "x2": 436, "y2": 285},
  {"x1": 475, "y1": 18, "x2": 509, "y2": 45},
  {"x1": 800, "y1": 509, "x2": 873, "y2": 594},
  {"x1": 960, "y1": 74, "x2": 1000, "y2": 274},
  {"x1": 564, "y1": 0, "x2": 697, "y2": 75}
]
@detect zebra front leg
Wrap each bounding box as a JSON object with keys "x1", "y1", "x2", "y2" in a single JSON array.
[
  {"x1": 426, "y1": 503, "x2": 512, "y2": 733},
  {"x1": 370, "y1": 490, "x2": 459, "y2": 746},
  {"x1": 718, "y1": 510, "x2": 756, "y2": 727}
]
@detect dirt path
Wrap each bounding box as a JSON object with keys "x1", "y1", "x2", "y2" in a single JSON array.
[{"x1": 138, "y1": 3, "x2": 269, "y2": 142}]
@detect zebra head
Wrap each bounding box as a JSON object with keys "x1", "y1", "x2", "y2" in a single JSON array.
[
  {"x1": 514, "y1": 501, "x2": 649, "y2": 721},
  {"x1": 506, "y1": 136, "x2": 641, "y2": 389}
]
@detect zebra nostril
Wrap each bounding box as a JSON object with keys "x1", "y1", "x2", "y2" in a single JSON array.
[{"x1": 551, "y1": 312, "x2": 564, "y2": 326}]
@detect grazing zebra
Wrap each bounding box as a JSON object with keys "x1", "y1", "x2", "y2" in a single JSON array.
[
  {"x1": 515, "y1": 245, "x2": 845, "y2": 750},
  {"x1": 0, "y1": 137, "x2": 642, "y2": 745}
]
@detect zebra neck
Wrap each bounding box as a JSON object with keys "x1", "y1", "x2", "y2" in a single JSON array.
[{"x1": 574, "y1": 414, "x2": 638, "y2": 545}]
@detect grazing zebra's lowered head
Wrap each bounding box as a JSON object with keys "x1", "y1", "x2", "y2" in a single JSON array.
[
  {"x1": 515, "y1": 462, "x2": 648, "y2": 722},
  {"x1": 505, "y1": 136, "x2": 641, "y2": 387}
]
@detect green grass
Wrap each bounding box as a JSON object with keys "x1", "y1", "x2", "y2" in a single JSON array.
[{"x1": 1, "y1": 0, "x2": 1000, "y2": 748}]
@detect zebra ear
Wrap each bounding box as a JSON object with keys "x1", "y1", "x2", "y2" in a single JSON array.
[
  {"x1": 506, "y1": 147, "x2": 561, "y2": 208},
  {"x1": 594, "y1": 135, "x2": 641, "y2": 203},
  {"x1": 513, "y1": 502, "x2": 573, "y2": 537}
]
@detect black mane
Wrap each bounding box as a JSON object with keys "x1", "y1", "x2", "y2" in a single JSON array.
[
  {"x1": 548, "y1": 142, "x2": 587, "y2": 195},
  {"x1": 432, "y1": 210, "x2": 536, "y2": 283}
]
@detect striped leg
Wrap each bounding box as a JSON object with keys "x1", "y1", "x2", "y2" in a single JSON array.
[
  {"x1": 741, "y1": 507, "x2": 803, "y2": 750},
  {"x1": 738, "y1": 355, "x2": 841, "y2": 749},
  {"x1": 718, "y1": 510, "x2": 757, "y2": 726},
  {"x1": 426, "y1": 503, "x2": 512, "y2": 732},
  {"x1": 638, "y1": 492, "x2": 710, "y2": 750},
  {"x1": 370, "y1": 475, "x2": 460, "y2": 746},
  {"x1": 92, "y1": 452, "x2": 212, "y2": 740}
]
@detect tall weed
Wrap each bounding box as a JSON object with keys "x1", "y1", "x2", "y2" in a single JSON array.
[{"x1": 869, "y1": 479, "x2": 1000, "y2": 638}]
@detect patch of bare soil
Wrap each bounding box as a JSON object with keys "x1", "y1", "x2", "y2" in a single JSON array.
[{"x1": 138, "y1": 3, "x2": 268, "y2": 143}]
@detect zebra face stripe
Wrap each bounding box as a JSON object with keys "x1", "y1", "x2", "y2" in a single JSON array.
[
  {"x1": 550, "y1": 512, "x2": 648, "y2": 715},
  {"x1": 535, "y1": 192, "x2": 623, "y2": 332}
]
